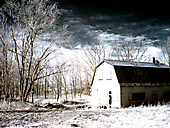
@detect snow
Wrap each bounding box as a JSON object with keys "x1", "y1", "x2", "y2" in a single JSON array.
[
  {"x1": 50, "y1": 105, "x2": 170, "y2": 128},
  {"x1": 1, "y1": 104, "x2": 169, "y2": 128},
  {"x1": 74, "y1": 45, "x2": 82, "y2": 50}
]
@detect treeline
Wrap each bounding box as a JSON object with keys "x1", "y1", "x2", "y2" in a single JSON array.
[{"x1": 0, "y1": 0, "x2": 93, "y2": 102}]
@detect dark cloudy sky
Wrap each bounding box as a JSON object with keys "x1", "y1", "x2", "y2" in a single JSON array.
[
  {"x1": 59, "y1": 0, "x2": 169, "y2": 14},
  {"x1": 1, "y1": 0, "x2": 170, "y2": 15}
]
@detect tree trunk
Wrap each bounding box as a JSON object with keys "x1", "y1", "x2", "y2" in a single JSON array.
[
  {"x1": 24, "y1": 82, "x2": 34, "y2": 102},
  {"x1": 32, "y1": 86, "x2": 34, "y2": 103},
  {"x1": 45, "y1": 78, "x2": 47, "y2": 99}
]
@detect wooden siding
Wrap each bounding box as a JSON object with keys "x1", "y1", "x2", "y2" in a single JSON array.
[{"x1": 121, "y1": 86, "x2": 170, "y2": 107}]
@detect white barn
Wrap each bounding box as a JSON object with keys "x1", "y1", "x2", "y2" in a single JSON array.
[
  {"x1": 91, "y1": 59, "x2": 170, "y2": 108},
  {"x1": 91, "y1": 60, "x2": 121, "y2": 108}
]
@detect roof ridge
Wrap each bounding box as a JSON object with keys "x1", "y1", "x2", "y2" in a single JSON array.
[
  {"x1": 104, "y1": 59, "x2": 170, "y2": 68},
  {"x1": 105, "y1": 59, "x2": 162, "y2": 64}
]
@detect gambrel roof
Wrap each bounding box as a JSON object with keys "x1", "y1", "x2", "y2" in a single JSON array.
[{"x1": 92, "y1": 59, "x2": 170, "y2": 86}]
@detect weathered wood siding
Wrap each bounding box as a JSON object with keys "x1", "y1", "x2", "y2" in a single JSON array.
[{"x1": 121, "y1": 85, "x2": 170, "y2": 107}]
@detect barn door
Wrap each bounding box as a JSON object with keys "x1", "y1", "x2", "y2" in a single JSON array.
[
  {"x1": 109, "y1": 91, "x2": 112, "y2": 108},
  {"x1": 152, "y1": 90, "x2": 158, "y2": 105}
]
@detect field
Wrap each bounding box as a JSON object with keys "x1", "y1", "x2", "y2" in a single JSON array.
[{"x1": 0, "y1": 103, "x2": 170, "y2": 128}]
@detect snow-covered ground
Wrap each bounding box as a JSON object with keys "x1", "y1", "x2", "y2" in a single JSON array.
[{"x1": 1, "y1": 104, "x2": 169, "y2": 128}]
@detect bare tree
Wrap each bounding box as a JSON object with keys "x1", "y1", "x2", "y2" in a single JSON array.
[
  {"x1": 80, "y1": 38, "x2": 149, "y2": 93},
  {"x1": 81, "y1": 41, "x2": 108, "y2": 78},
  {"x1": 69, "y1": 61, "x2": 78, "y2": 99},
  {"x1": 0, "y1": 15, "x2": 19, "y2": 100},
  {"x1": 0, "y1": 0, "x2": 69, "y2": 101},
  {"x1": 161, "y1": 37, "x2": 170, "y2": 66},
  {"x1": 111, "y1": 40, "x2": 149, "y2": 62}
]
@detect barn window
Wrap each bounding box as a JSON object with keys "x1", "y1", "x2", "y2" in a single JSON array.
[
  {"x1": 107, "y1": 71, "x2": 112, "y2": 80},
  {"x1": 95, "y1": 89, "x2": 98, "y2": 92},
  {"x1": 132, "y1": 92, "x2": 145, "y2": 100},
  {"x1": 99, "y1": 70, "x2": 103, "y2": 80},
  {"x1": 163, "y1": 91, "x2": 170, "y2": 102}
]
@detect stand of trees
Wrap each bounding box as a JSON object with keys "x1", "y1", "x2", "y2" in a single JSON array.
[
  {"x1": 0, "y1": 0, "x2": 91, "y2": 102},
  {"x1": 0, "y1": 0, "x2": 69, "y2": 102}
]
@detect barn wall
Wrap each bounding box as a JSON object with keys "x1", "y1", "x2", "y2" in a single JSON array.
[
  {"x1": 121, "y1": 85, "x2": 170, "y2": 107},
  {"x1": 92, "y1": 62, "x2": 121, "y2": 108}
]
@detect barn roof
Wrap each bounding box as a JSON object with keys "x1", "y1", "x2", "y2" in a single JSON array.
[
  {"x1": 105, "y1": 59, "x2": 170, "y2": 69},
  {"x1": 91, "y1": 59, "x2": 170, "y2": 86},
  {"x1": 105, "y1": 59, "x2": 170, "y2": 84}
]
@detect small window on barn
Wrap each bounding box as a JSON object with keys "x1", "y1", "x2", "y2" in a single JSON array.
[
  {"x1": 99, "y1": 70, "x2": 103, "y2": 80},
  {"x1": 163, "y1": 91, "x2": 170, "y2": 102},
  {"x1": 107, "y1": 71, "x2": 112, "y2": 80},
  {"x1": 95, "y1": 89, "x2": 98, "y2": 92},
  {"x1": 132, "y1": 92, "x2": 145, "y2": 100}
]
